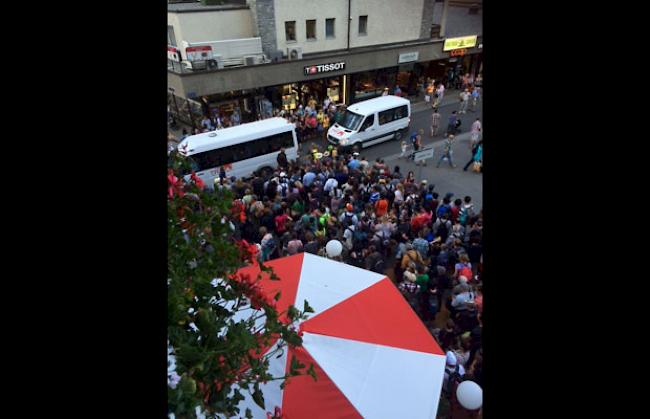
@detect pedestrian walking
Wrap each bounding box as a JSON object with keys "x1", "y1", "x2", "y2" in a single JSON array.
[
  {"x1": 415, "y1": 129, "x2": 426, "y2": 166},
  {"x1": 470, "y1": 88, "x2": 480, "y2": 112},
  {"x1": 400, "y1": 140, "x2": 408, "y2": 159},
  {"x1": 470, "y1": 118, "x2": 482, "y2": 147},
  {"x1": 431, "y1": 107, "x2": 441, "y2": 138},
  {"x1": 463, "y1": 140, "x2": 483, "y2": 172},
  {"x1": 447, "y1": 111, "x2": 458, "y2": 136},
  {"x1": 425, "y1": 83, "x2": 434, "y2": 103},
  {"x1": 458, "y1": 89, "x2": 470, "y2": 114},
  {"x1": 437, "y1": 134, "x2": 457, "y2": 168},
  {"x1": 436, "y1": 83, "x2": 445, "y2": 107}
]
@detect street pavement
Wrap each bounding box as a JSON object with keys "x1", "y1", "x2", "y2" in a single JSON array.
[
  {"x1": 308, "y1": 93, "x2": 483, "y2": 210},
  {"x1": 169, "y1": 90, "x2": 483, "y2": 210}
]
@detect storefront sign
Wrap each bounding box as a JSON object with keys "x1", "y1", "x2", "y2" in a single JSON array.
[
  {"x1": 186, "y1": 46, "x2": 213, "y2": 62},
  {"x1": 443, "y1": 35, "x2": 478, "y2": 51},
  {"x1": 450, "y1": 48, "x2": 467, "y2": 57},
  {"x1": 413, "y1": 147, "x2": 434, "y2": 162},
  {"x1": 304, "y1": 61, "x2": 346, "y2": 76},
  {"x1": 398, "y1": 52, "x2": 419, "y2": 64}
]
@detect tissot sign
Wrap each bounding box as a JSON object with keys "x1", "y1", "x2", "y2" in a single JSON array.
[{"x1": 304, "y1": 61, "x2": 346, "y2": 76}]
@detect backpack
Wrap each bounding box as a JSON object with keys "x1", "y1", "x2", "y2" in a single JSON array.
[
  {"x1": 435, "y1": 221, "x2": 450, "y2": 242},
  {"x1": 372, "y1": 258, "x2": 386, "y2": 274},
  {"x1": 343, "y1": 213, "x2": 354, "y2": 228},
  {"x1": 443, "y1": 365, "x2": 464, "y2": 398},
  {"x1": 280, "y1": 183, "x2": 288, "y2": 198},
  {"x1": 304, "y1": 241, "x2": 319, "y2": 254},
  {"x1": 459, "y1": 207, "x2": 469, "y2": 226},
  {"x1": 437, "y1": 204, "x2": 450, "y2": 219},
  {"x1": 457, "y1": 265, "x2": 473, "y2": 282}
]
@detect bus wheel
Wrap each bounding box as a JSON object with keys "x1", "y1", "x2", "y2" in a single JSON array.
[{"x1": 258, "y1": 166, "x2": 273, "y2": 179}]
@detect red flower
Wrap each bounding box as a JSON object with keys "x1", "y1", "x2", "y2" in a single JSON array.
[
  {"x1": 235, "y1": 240, "x2": 259, "y2": 264},
  {"x1": 190, "y1": 171, "x2": 206, "y2": 190},
  {"x1": 167, "y1": 169, "x2": 185, "y2": 199}
]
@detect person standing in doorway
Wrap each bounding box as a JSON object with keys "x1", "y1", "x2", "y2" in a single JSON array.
[
  {"x1": 437, "y1": 134, "x2": 457, "y2": 168},
  {"x1": 431, "y1": 107, "x2": 441, "y2": 138}
]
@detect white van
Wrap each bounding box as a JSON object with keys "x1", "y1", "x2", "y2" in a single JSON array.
[
  {"x1": 327, "y1": 95, "x2": 411, "y2": 151},
  {"x1": 177, "y1": 117, "x2": 298, "y2": 184}
]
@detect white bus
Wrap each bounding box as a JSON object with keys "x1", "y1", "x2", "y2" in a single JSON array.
[{"x1": 178, "y1": 117, "x2": 298, "y2": 184}]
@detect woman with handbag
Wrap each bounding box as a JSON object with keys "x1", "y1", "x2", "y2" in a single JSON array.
[{"x1": 463, "y1": 140, "x2": 483, "y2": 172}]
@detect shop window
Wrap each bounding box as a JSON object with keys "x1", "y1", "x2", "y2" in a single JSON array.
[
  {"x1": 306, "y1": 20, "x2": 316, "y2": 40},
  {"x1": 359, "y1": 16, "x2": 368, "y2": 35},
  {"x1": 285, "y1": 21, "x2": 296, "y2": 42},
  {"x1": 326, "y1": 18, "x2": 335, "y2": 38},
  {"x1": 360, "y1": 115, "x2": 375, "y2": 131}
]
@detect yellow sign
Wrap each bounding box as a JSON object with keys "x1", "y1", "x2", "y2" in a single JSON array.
[{"x1": 443, "y1": 35, "x2": 478, "y2": 51}]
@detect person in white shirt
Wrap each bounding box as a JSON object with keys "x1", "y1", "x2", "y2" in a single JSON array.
[
  {"x1": 458, "y1": 89, "x2": 470, "y2": 114},
  {"x1": 435, "y1": 83, "x2": 445, "y2": 107},
  {"x1": 470, "y1": 118, "x2": 482, "y2": 147},
  {"x1": 443, "y1": 351, "x2": 466, "y2": 394},
  {"x1": 323, "y1": 175, "x2": 338, "y2": 193}
]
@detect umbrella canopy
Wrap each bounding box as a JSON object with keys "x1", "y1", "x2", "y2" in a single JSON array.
[{"x1": 233, "y1": 253, "x2": 445, "y2": 419}]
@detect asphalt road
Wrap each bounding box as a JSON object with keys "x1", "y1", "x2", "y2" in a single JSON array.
[{"x1": 307, "y1": 99, "x2": 483, "y2": 209}]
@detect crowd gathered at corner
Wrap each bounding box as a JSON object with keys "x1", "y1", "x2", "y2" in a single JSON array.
[{"x1": 195, "y1": 141, "x2": 483, "y2": 393}]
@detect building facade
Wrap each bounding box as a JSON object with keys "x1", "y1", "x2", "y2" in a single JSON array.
[{"x1": 167, "y1": 0, "x2": 482, "y2": 128}]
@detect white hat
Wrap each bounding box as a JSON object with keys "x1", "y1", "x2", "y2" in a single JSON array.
[
  {"x1": 459, "y1": 276, "x2": 468, "y2": 284},
  {"x1": 446, "y1": 351, "x2": 457, "y2": 366},
  {"x1": 353, "y1": 152, "x2": 360, "y2": 157},
  {"x1": 280, "y1": 172, "x2": 287, "y2": 177}
]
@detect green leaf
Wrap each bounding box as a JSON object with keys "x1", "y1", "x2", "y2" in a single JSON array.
[
  {"x1": 252, "y1": 389, "x2": 265, "y2": 410},
  {"x1": 245, "y1": 408, "x2": 253, "y2": 419},
  {"x1": 303, "y1": 300, "x2": 314, "y2": 314},
  {"x1": 307, "y1": 363, "x2": 317, "y2": 381},
  {"x1": 274, "y1": 291, "x2": 281, "y2": 301}
]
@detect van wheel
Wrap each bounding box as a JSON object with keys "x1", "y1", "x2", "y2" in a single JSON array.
[{"x1": 395, "y1": 130, "x2": 404, "y2": 141}]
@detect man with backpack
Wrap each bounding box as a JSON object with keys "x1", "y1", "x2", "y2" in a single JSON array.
[
  {"x1": 442, "y1": 351, "x2": 466, "y2": 403},
  {"x1": 338, "y1": 203, "x2": 358, "y2": 227},
  {"x1": 459, "y1": 196, "x2": 475, "y2": 226}
]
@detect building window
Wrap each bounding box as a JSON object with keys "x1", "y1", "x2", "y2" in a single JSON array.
[
  {"x1": 285, "y1": 21, "x2": 296, "y2": 42},
  {"x1": 359, "y1": 16, "x2": 368, "y2": 36},
  {"x1": 306, "y1": 20, "x2": 316, "y2": 40},
  {"x1": 326, "y1": 18, "x2": 335, "y2": 38},
  {"x1": 168, "y1": 25, "x2": 177, "y2": 47}
]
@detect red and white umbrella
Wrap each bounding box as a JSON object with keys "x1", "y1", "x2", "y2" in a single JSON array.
[{"x1": 234, "y1": 253, "x2": 446, "y2": 419}]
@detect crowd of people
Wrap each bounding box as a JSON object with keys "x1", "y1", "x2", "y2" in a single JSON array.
[{"x1": 198, "y1": 141, "x2": 483, "y2": 400}]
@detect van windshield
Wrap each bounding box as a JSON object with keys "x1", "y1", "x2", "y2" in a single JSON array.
[{"x1": 339, "y1": 110, "x2": 364, "y2": 131}]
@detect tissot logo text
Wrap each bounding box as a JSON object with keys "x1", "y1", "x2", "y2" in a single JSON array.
[{"x1": 304, "y1": 62, "x2": 346, "y2": 75}]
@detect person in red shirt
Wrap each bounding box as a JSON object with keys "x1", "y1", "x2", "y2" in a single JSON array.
[
  {"x1": 450, "y1": 198, "x2": 462, "y2": 224},
  {"x1": 375, "y1": 194, "x2": 389, "y2": 218},
  {"x1": 274, "y1": 209, "x2": 292, "y2": 236}
]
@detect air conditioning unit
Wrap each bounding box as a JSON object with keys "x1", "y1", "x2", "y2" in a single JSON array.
[{"x1": 287, "y1": 47, "x2": 303, "y2": 60}]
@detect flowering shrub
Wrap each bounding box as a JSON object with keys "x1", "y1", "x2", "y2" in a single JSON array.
[{"x1": 168, "y1": 151, "x2": 314, "y2": 418}]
